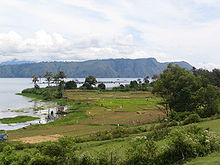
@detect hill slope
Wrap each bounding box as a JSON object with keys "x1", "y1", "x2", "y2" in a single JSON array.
[{"x1": 0, "y1": 58, "x2": 192, "y2": 78}]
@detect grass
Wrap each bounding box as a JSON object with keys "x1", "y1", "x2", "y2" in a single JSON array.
[
  {"x1": 0, "y1": 116, "x2": 39, "y2": 124},
  {"x1": 184, "y1": 152, "x2": 220, "y2": 165},
  {"x1": 17, "y1": 93, "x2": 44, "y2": 100},
  {"x1": 7, "y1": 90, "x2": 164, "y2": 141},
  {"x1": 3, "y1": 89, "x2": 220, "y2": 164},
  {"x1": 197, "y1": 118, "x2": 220, "y2": 135}
]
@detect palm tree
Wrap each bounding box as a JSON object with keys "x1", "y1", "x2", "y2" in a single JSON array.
[
  {"x1": 44, "y1": 72, "x2": 53, "y2": 87},
  {"x1": 53, "y1": 71, "x2": 67, "y2": 86},
  {"x1": 57, "y1": 71, "x2": 67, "y2": 80},
  {"x1": 32, "y1": 75, "x2": 39, "y2": 88}
]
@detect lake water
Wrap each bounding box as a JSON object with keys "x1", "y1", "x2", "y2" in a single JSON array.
[{"x1": 0, "y1": 78, "x2": 140, "y2": 130}]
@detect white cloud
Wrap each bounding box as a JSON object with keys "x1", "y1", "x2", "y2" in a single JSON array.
[
  {"x1": 0, "y1": 30, "x2": 156, "y2": 62},
  {"x1": 0, "y1": 0, "x2": 220, "y2": 69}
]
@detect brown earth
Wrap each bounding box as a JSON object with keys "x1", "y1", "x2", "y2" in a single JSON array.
[
  {"x1": 13, "y1": 134, "x2": 64, "y2": 143},
  {"x1": 80, "y1": 110, "x2": 165, "y2": 125}
]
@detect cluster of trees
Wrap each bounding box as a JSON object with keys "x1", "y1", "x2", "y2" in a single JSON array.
[
  {"x1": 32, "y1": 71, "x2": 67, "y2": 88},
  {"x1": 112, "y1": 77, "x2": 152, "y2": 91},
  {"x1": 29, "y1": 73, "x2": 107, "y2": 100},
  {"x1": 153, "y1": 64, "x2": 220, "y2": 118},
  {"x1": 31, "y1": 71, "x2": 67, "y2": 99},
  {"x1": 193, "y1": 68, "x2": 220, "y2": 87}
]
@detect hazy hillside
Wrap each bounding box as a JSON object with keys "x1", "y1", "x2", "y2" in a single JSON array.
[
  {"x1": 0, "y1": 59, "x2": 35, "y2": 66},
  {"x1": 0, "y1": 58, "x2": 192, "y2": 78}
]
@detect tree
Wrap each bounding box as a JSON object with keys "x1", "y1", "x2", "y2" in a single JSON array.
[
  {"x1": 53, "y1": 71, "x2": 67, "y2": 86},
  {"x1": 195, "y1": 85, "x2": 219, "y2": 117},
  {"x1": 152, "y1": 74, "x2": 159, "y2": 81},
  {"x1": 143, "y1": 76, "x2": 150, "y2": 84},
  {"x1": 82, "y1": 76, "x2": 97, "y2": 89},
  {"x1": 137, "y1": 78, "x2": 142, "y2": 84},
  {"x1": 65, "y1": 80, "x2": 77, "y2": 89},
  {"x1": 32, "y1": 75, "x2": 39, "y2": 89},
  {"x1": 85, "y1": 76, "x2": 97, "y2": 86},
  {"x1": 98, "y1": 83, "x2": 106, "y2": 90},
  {"x1": 153, "y1": 64, "x2": 219, "y2": 115},
  {"x1": 130, "y1": 80, "x2": 138, "y2": 88},
  {"x1": 44, "y1": 72, "x2": 53, "y2": 87},
  {"x1": 57, "y1": 81, "x2": 65, "y2": 98}
]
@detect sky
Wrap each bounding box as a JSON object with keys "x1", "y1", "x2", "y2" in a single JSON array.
[{"x1": 0, "y1": 0, "x2": 220, "y2": 69}]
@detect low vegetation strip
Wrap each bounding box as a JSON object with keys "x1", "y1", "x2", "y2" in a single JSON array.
[{"x1": 0, "y1": 116, "x2": 39, "y2": 124}]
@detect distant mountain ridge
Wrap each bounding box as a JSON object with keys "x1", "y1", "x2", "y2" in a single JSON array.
[
  {"x1": 0, "y1": 58, "x2": 192, "y2": 78},
  {"x1": 0, "y1": 59, "x2": 35, "y2": 66}
]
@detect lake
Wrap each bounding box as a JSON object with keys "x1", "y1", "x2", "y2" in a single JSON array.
[{"x1": 0, "y1": 78, "x2": 140, "y2": 130}]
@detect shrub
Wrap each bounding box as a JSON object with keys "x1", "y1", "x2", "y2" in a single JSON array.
[
  {"x1": 97, "y1": 83, "x2": 106, "y2": 90},
  {"x1": 127, "y1": 138, "x2": 157, "y2": 165},
  {"x1": 169, "y1": 111, "x2": 191, "y2": 121},
  {"x1": 160, "y1": 126, "x2": 220, "y2": 164},
  {"x1": 65, "y1": 80, "x2": 77, "y2": 89},
  {"x1": 183, "y1": 114, "x2": 201, "y2": 125},
  {"x1": 146, "y1": 128, "x2": 171, "y2": 141},
  {"x1": 37, "y1": 142, "x2": 64, "y2": 157}
]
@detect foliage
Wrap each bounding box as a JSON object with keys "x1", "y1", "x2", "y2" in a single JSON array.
[
  {"x1": 97, "y1": 83, "x2": 106, "y2": 90},
  {"x1": 153, "y1": 64, "x2": 219, "y2": 117},
  {"x1": 56, "y1": 81, "x2": 65, "y2": 98},
  {"x1": 160, "y1": 126, "x2": 220, "y2": 164},
  {"x1": 44, "y1": 72, "x2": 53, "y2": 87},
  {"x1": 85, "y1": 76, "x2": 97, "y2": 86},
  {"x1": 32, "y1": 75, "x2": 39, "y2": 88},
  {"x1": 193, "y1": 68, "x2": 220, "y2": 87},
  {"x1": 183, "y1": 114, "x2": 201, "y2": 125},
  {"x1": 130, "y1": 80, "x2": 138, "y2": 88},
  {"x1": 127, "y1": 138, "x2": 158, "y2": 165},
  {"x1": 64, "y1": 80, "x2": 77, "y2": 89},
  {"x1": 80, "y1": 76, "x2": 97, "y2": 90}
]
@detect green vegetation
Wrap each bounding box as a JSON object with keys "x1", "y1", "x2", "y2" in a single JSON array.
[
  {"x1": 4, "y1": 64, "x2": 220, "y2": 164},
  {"x1": 0, "y1": 116, "x2": 39, "y2": 124},
  {"x1": 153, "y1": 64, "x2": 219, "y2": 117}
]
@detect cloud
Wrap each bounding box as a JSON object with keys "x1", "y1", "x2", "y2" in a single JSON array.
[
  {"x1": 0, "y1": 30, "x2": 159, "y2": 62},
  {"x1": 0, "y1": 0, "x2": 220, "y2": 69}
]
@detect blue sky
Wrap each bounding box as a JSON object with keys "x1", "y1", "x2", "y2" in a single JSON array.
[{"x1": 0, "y1": 0, "x2": 220, "y2": 69}]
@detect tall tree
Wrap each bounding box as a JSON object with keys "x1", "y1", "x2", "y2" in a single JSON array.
[
  {"x1": 54, "y1": 71, "x2": 67, "y2": 86},
  {"x1": 44, "y1": 72, "x2": 53, "y2": 87},
  {"x1": 32, "y1": 74, "x2": 39, "y2": 88},
  {"x1": 85, "y1": 76, "x2": 97, "y2": 86},
  {"x1": 153, "y1": 65, "x2": 217, "y2": 116}
]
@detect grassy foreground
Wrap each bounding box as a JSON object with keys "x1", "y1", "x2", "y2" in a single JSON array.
[
  {"x1": 0, "y1": 116, "x2": 39, "y2": 124},
  {"x1": 3, "y1": 89, "x2": 220, "y2": 164}
]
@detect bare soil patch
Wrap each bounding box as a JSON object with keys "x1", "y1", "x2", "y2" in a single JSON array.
[{"x1": 14, "y1": 134, "x2": 64, "y2": 143}]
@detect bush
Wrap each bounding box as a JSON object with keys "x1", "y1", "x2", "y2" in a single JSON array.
[
  {"x1": 127, "y1": 138, "x2": 158, "y2": 165},
  {"x1": 169, "y1": 111, "x2": 191, "y2": 121},
  {"x1": 183, "y1": 114, "x2": 201, "y2": 125},
  {"x1": 146, "y1": 128, "x2": 171, "y2": 141},
  {"x1": 65, "y1": 80, "x2": 77, "y2": 89},
  {"x1": 160, "y1": 126, "x2": 220, "y2": 164},
  {"x1": 37, "y1": 142, "x2": 64, "y2": 157},
  {"x1": 97, "y1": 83, "x2": 106, "y2": 90}
]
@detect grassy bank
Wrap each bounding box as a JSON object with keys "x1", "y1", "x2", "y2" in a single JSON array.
[{"x1": 0, "y1": 116, "x2": 39, "y2": 124}]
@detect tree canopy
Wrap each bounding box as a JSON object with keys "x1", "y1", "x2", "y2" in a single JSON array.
[{"x1": 153, "y1": 64, "x2": 219, "y2": 116}]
